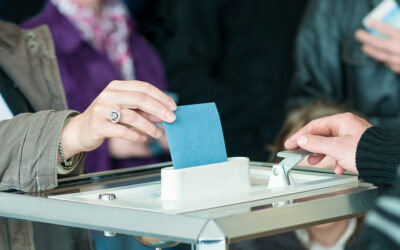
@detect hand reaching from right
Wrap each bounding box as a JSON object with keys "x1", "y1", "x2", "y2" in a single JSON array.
[{"x1": 285, "y1": 113, "x2": 372, "y2": 175}]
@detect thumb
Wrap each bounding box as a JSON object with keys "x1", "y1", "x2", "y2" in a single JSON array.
[{"x1": 297, "y1": 134, "x2": 342, "y2": 159}]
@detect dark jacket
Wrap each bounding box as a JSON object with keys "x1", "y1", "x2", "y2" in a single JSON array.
[
  {"x1": 288, "y1": 0, "x2": 400, "y2": 134},
  {"x1": 354, "y1": 126, "x2": 400, "y2": 249},
  {"x1": 158, "y1": 0, "x2": 309, "y2": 161}
]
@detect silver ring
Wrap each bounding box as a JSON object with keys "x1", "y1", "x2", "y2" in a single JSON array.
[{"x1": 109, "y1": 109, "x2": 121, "y2": 123}]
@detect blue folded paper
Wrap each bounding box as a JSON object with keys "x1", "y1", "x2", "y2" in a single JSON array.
[{"x1": 164, "y1": 103, "x2": 228, "y2": 169}]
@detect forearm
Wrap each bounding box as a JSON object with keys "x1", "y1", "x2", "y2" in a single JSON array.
[
  {"x1": 356, "y1": 126, "x2": 400, "y2": 190},
  {"x1": 60, "y1": 114, "x2": 87, "y2": 160},
  {"x1": 0, "y1": 110, "x2": 85, "y2": 192}
]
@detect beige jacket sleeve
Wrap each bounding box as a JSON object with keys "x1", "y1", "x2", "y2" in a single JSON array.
[{"x1": 0, "y1": 110, "x2": 86, "y2": 192}]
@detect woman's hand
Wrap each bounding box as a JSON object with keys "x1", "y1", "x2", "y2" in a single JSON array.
[
  {"x1": 108, "y1": 138, "x2": 153, "y2": 158},
  {"x1": 109, "y1": 124, "x2": 169, "y2": 159},
  {"x1": 60, "y1": 80, "x2": 177, "y2": 159},
  {"x1": 156, "y1": 131, "x2": 170, "y2": 152}
]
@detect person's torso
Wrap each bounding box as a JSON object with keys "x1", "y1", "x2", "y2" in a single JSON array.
[
  {"x1": 333, "y1": 0, "x2": 400, "y2": 132},
  {"x1": 21, "y1": 1, "x2": 168, "y2": 172},
  {"x1": 22, "y1": 1, "x2": 167, "y2": 113}
]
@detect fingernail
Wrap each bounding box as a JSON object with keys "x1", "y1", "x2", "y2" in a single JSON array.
[
  {"x1": 297, "y1": 135, "x2": 308, "y2": 146},
  {"x1": 166, "y1": 111, "x2": 176, "y2": 122},
  {"x1": 156, "y1": 128, "x2": 163, "y2": 138}
]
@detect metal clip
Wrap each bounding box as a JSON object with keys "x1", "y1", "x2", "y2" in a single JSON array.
[{"x1": 268, "y1": 150, "x2": 315, "y2": 189}]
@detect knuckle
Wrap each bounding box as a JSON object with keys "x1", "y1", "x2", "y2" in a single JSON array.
[
  {"x1": 342, "y1": 112, "x2": 354, "y2": 118},
  {"x1": 108, "y1": 80, "x2": 120, "y2": 88},
  {"x1": 134, "y1": 92, "x2": 147, "y2": 104},
  {"x1": 140, "y1": 81, "x2": 151, "y2": 91},
  {"x1": 92, "y1": 104, "x2": 103, "y2": 116},
  {"x1": 98, "y1": 90, "x2": 112, "y2": 102},
  {"x1": 307, "y1": 121, "x2": 316, "y2": 131},
  {"x1": 341, "y1": 112, "x2": 356, "y2": 122}
]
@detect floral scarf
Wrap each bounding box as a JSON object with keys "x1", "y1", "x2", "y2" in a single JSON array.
[{"x1": 51, "y1": 0, "x2": 136, "y2": 80}]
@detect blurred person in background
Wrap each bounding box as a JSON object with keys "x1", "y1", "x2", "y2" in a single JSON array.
[
  {"x1": 287, "y1": 0, "x2": 400, "y2": 135},
  {"x1": 153, "y1": 0, "x2": 309, "y2": 161},
  {"x1": 22, "y1": 0, "x2": 170, "y2": 175},
  {"x1": 231, "y1": 102, "x2": 365, "y2": 250}
]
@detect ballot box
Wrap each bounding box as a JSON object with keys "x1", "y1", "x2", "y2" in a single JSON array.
[{"x1": 0, "y1": 161, "x2": 377, "y2": 250}]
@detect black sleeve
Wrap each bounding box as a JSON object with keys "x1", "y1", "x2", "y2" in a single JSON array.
[
  {"x1": 356, "y1": 127, "x2": 400, "y2": 190},
  {"x1": 350, "y1": 127, "x2": 400, "y2": 249}
]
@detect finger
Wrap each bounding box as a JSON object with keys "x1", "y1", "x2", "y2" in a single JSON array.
[
  {"x1": 101, "y1": 123, "x2": 147, "y2": 142},
  {"x1": 369, "y1": 19, "x2": 400, "y2": 39},
  {"x1": 334, "y1": 164, "x2": 345, "y2": 175},
  {"x1": 119, "y1": 109, "x2": 164, "y2": 138},
  {"x1": 295, "y1": 134, "x2": 343, "y2": 160},
  {"x1": 285, "y1": 112, "x2": 365, "y2": 150},
  {"x1": 387, "y1": 63, "x2": 400, "y2": 73},
  {"x1": 361, "y1": 45, "x2": 391, "y2": 63},
  {"x1": 355, "y1": 29, "x2": 390, "y2": 51},
  {"x1": 284, "y1": 115, "x2": 340, "y2": 149},
  {"x1": 108, "y1": 90, "x2": 176, "y2": 123},
  {"x1": 136, "y1": 110, "x2": 163, "y2": 123},
  {"x1": 308, "y1": 154, "x2": 326, "y2": 165},
  {"x1": 108, "y1": 81, "x2": 177, "y2": 111}
]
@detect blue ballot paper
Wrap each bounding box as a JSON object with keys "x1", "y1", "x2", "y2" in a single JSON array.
[
  {"x1": 363, "y1": 0, "x2": 400, "y2": 38},
  {"x1": 164, "y1": 103, "x2": 228, "y2": 169}
]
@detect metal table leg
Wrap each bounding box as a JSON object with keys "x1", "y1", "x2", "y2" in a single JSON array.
[
  {"x1": 192, "y1": 220, "x2": 228, "y2": 250},
  {"x1": 193, "y1": 240, "x2": 228, "y2": 250}
]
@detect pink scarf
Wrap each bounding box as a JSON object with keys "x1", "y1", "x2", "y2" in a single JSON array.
[{"x1": 51, "y1": 0, "x2": 136, "y2": 80}]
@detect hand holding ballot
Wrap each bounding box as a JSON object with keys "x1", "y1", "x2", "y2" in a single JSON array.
[
  {"x1": 356, "y1": 0, "x2": 400, "y2": 73},
  {"x1": 284, "y1": 113, "x2": 372, "y2": 175},
  {"x1": 356, "y1": 19, "x2": 400, "y2": 73},
  {"x1": 60, "y1": 80, "x2": 177, "y2": 160}
]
